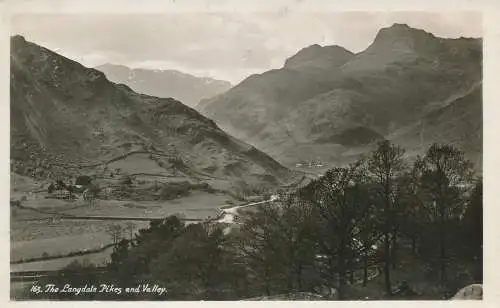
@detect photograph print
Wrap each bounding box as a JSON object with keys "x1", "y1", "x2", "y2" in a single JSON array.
[{"x1": 9, "y1": 10, "x2": 483, "y2": 301}]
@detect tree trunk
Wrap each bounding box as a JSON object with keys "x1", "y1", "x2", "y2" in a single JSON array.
[
  {"x1": 439, "y1": 205, "x2": 447, "y2": 286},
  {"x1": 383, "y1": 179, "x2": 392, "y2": 296},
  {"x1": 363, "y1": 252, "x2": 368, "y2": 287},
  {"x1": 337, "y1": 245, "x2": 347, "y2": 300},
  {"x1": 384, "y1": 232, "x2": 392, "y2": 296},
  {"x1": 287, "y1": 272, "x2": 293, "y2": 291},
  {"x1": 287, "y1": 244, "x2": 295, "y2": 291},
  {"x1": 264, "y1": 267, "x2": 271, "y2": 296},
  {"x1": 347, "y1": 250, "x2": 354, "y2": 285},
  {"x1": 411, "y1": 234, "x2": 417, "y2": 255},
  {"x1": 391, "y1": 231, "x2": 398, "y2": 270},
  {"x1": 296, "y1": 263, "x2": 303, "y2": 291}
]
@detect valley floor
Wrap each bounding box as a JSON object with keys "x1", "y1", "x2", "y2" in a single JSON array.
[{"x1": 10, "y1": 172, "x2": 249, "y2": 273}]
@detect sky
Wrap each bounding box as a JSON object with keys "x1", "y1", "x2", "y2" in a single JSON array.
[{"x1": 10, "y1": 11, "x2": 482, "y2": 84}]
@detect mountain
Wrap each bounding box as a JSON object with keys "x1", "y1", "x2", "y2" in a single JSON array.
[
  {"x1": 198, "y1": 24, "x2": 482, "y2": 167},
  {"x1": 10, "y1": 35, "x2": 291, "y2": 189},
  {"x1": 95, "y1": 63, "x2": 232, "y2": 108},
  {"x1": 388, "y1": 83, "x2": 482, "y2": 168},
  {"x1": 196, "y1": 45, "x2": 354, "y2": 139}
]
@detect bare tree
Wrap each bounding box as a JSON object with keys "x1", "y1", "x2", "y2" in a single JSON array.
[
  {"x1": 85, "y1": 184, "x2": 102, "y2": 207},
  {"x1": 367, "y1": 140, "x2": 406, "y2": 295},
  {"x1": 107, "y1": 224, "x2": 124, "y2": 246},
  {"x1": 124, "y1": 222, "x2": 135, "y2": 241},
  {"x1": 356, "y1": 205, "x2": 380, "y2": 287}
]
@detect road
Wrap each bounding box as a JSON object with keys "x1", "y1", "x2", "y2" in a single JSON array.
[
  {"x1": 216, "y1": 195, "x2": 278, "y2": 224},
  {"x1": 14, "y1": 193, "x2": 278, "y2": 224}
]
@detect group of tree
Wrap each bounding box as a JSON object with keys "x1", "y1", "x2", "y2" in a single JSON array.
[
  {"x1": 25, "y1": 141, "x2": 482, "y2": 301},
  {"x1": 106, "y1": 222, "x2": 136, "y2": 245},
  {"x1": 46, "y1": 175, "x2": 102, "y2": 206}
]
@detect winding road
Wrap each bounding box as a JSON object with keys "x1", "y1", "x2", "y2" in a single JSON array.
[{"x1": 216, "y1": 194, "x2": 278, "y2": 224}]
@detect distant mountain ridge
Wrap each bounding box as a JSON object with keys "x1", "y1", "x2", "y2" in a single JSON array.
[
  {"x1": 95, "y1": 63, "x2": 232, "y2": 108},
  {"x1": 10, "y1": 35, "x2": 291, "y2": 187},
  {"x1": 198, "y1": 23, "x2": 482, "y2": 168}
]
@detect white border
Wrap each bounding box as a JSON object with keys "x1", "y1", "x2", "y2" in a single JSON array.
[{"x1": 1, "y1": 1, "x2": 499, "y2": 307}]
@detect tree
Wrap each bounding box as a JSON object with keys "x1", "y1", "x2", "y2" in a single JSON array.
[
  {"x1": 390, "y1": 172, "x2": 415, "y2": 268},
  {"x1": 75, "y1": 175, "x2": 92, "y2": 186},
  {"x1": 231, "y1": 190, "x2": 319, "y2": 297},
  {"x1": 124, "y1": 219, "x2": 244, "y2": 300},
  {"x1": 107, "y1": 224, "x2": 123, "y2": 245},
  {"x1": 237, "y1": 202, "x2": 288, "y2": 296},
  {"x1": 86, "y1": 184, "x2": 102, "y2": 207},
  {"x1": 461, "y1": 178, "x2": 482, "y2": 282},
  {"x1": 397, "y1": 160, "x2": 428, "y2": 255},
  {"x1": 274, "y1": 193, "x2": 319, "y2": 292},
  {"x1": 124, "y1": 222, "x2": 135, "y2": 241},
  {"x1": 109, "y1": 238, "x2": 132, "y2": 275},
  {"x1": 54, "y1": 179, "x2": 67, "y2": 198},
  {"x1": 367, "y1": 140, "x2": 406, "y2": 295},
  {"x1": 300, "y1": 160, "x2": 371, "y2": 299},
  {"x1": 105, "y1": 216, "x2": 187, "y2": 290},
  {"x1": 356, "y1": 202, "x2": 380, "y2": 287},
  {"x1": 417, "y1": 143, "x2": 473, "y2": 286}
]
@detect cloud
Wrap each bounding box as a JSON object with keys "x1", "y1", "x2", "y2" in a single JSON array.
[{"x1": 10, "y1": 12, "x2": 482, "y2": 83}]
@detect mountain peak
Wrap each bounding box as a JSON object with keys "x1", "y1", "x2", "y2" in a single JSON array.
[
  {"x1": 303, "y1": 43, "x2": 322, "y2": 50},
  {"x1": 11, "y1": 35, "x2": 29, "y2": 50},
  {"x1": 388, "y1": 23, "x2": 413, "y2": 29},
  {"x1": 11, "y1": 35, "x2": 26, "y2": 43},
  {"x1": 284, "y1": 44, "x2": 354, "y2": 70},
  {"x1": 374, "y1": 23, "x2": 436, "y2": 43},
  {"x1": 367, "y1": 23, "x2": 440, "y2": 55}
]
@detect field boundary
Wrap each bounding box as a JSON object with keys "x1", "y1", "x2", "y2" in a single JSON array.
[{"x1": 11, "y1": 243, "x2": 115, "y2": 265}]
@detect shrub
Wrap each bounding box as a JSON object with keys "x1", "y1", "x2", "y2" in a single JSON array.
[
  {"x1": 158, "y1": 182, "x2": 191, "y2": 200},
  {"x1": 75, "y1": 175, "x2": 92, "y2": 186},
  {"x1": 120, "y1": 175, "x2": 133, "y2": 185}
]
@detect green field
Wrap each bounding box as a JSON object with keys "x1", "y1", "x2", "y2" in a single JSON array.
[
  {"x1": 11, "y1": 219, "x2": 150, "y2": 261},
  {"x1": 11, "y1": 169, "x2": 234, "y2": 271},
  {"x1": 11, "y1": 248, "x2": 113, "y2": 272}
]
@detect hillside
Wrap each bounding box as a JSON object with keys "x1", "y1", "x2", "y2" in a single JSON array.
[
  {"x1": 10, "y1": 35, "x2": 291, "y2": 189},
  {"x1": 95, "y1": 63, "x2": 231, "y2": 108},
  {"x1": 198, "y1": 24, "x2": 482, "y2": 167},
  {"x1": 388, "y1": 83, "x2": 482, "y2": 169}
]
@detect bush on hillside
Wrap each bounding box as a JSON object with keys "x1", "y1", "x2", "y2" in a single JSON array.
[{"x1": 75, "y1": 175, "x2": 93, "y2": 186}]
